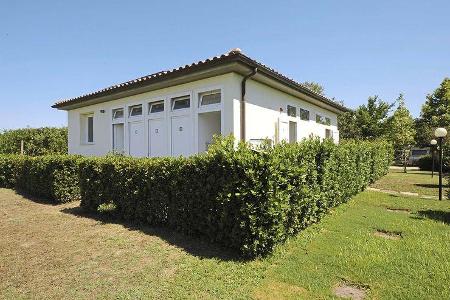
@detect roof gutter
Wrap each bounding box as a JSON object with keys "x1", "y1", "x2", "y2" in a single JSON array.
[{"x1": 240, "y1": 67, "x2": 258, "y2": 142}]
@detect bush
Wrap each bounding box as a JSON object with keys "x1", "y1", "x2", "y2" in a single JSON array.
[
  {"x1": 417, "y1": 155, "x2": 434, "y2": 171},
  {"x1": 0, "y1": 155, "x2": 81, "y2": 203},
  {"x1": 0, "y1": 155, "x2": 24, "y2": 188},
  {"x1": 0, "y1": 127, "x2": 68, "y2": 156},
  {"x1": 78, "y1": 137, "x2": 393, "y2": 258}
]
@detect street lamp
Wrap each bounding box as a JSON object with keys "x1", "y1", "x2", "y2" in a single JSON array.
[
  {"x1": 431, "y1": 139, "x2": 437, "y2": 178},
  {"x1": 434, "y1": 128, "x2": 447, "y2": 200}
]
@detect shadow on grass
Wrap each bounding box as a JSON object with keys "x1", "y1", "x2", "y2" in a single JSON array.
[
  {"x1": 14, "y1": 189, "x2": 61, "y2": 206},
  {"x1": 415, "y1": 210, "x2": 450, "y2": 225},
  {"x1": 60, "y1": 205, "x2": 243, "y2": 262},
  {"x1": 414, "y1": 183, "x2": 440, "y2": 189}
]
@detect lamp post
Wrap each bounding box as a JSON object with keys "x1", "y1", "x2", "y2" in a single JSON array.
[
  {"x1": 434, "y1": 128, "x2": 447, "y2": 200},
  {"x1": 431, "y1": 139, "x2": 437, "y2": 178}
]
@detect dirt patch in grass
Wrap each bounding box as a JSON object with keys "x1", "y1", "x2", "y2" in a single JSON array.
[
  {"x1": 385, "y1": 207, "x2": 411, "y2": 213},
  {"x1": 374, "y1": 229, "x2": 402, "y2": 240},
  {"x1": 253, "y1": 281, "x2": 308, "y2": 299},
  {"x1": 333, "y1": 282, "x2": 368, "y2": 299}
]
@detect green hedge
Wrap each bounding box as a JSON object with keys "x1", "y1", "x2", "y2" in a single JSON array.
[
  {"x1": 0, "y1": 127, "x2": 68, "y2": 156},
  {"x1": 0, "y1": 138, "x2": 392, "y2": 256},
  {"x1": 78, "y1": 137, "x2": 393, "y2": 257},
  {"x1": 0, "y1": 155, "x2": 81, "y2": 203}
]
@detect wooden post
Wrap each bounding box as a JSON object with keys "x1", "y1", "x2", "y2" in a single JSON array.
[{"x1": 20, "y1": 140, "x2": 24, "y2": 155}]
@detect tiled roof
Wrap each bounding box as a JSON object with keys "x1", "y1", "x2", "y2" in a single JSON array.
[{"x1": 52, "y1": 49, "x2": 348, "y2": 112}]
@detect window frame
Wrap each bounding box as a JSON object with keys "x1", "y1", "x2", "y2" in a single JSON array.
[
  {"x1": 287, "y1": 105, "x2": 297, "y2": 118},
  {"x1": 199, "y1": 90, "x2": 221, "y2": 107},
  {"x1": 171, "y1": 95, "x2": 191, "y2": 111},
  {"x1": 128, "y1": 104, "x2": 143, "y2": 117},
  {"x1": 80, "y1": 113, "x2": 95, "y2": 145},
  {"x1": 149, "y1": 100, "x2": 165, "y2": 114},
  {"x1": 112, "y1": 108, "x2": 124, "y2": 120},
  {"x1": 87, "y1": 115, "x2": 94, "y2": 143},
  {"x1": 300, "y1": 108, "x2": 310, "y2": 121},
  {"x1": 325, "y1": 128, "x2": 333, "y2": 139}
]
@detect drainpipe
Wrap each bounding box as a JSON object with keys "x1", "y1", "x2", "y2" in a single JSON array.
[{"x1": 240, "y1": 68, "x2": 258, "y2": 142}]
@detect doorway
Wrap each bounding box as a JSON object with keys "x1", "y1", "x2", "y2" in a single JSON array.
[
  {"x1": 198, "y1": 111, "x2": 221, "y2": 152},
  {"x1": 113, "y1": 123, "x2": 124, "y2": 153},
  {"x1": 171, "y1": 115, "x2": 192, "y2": 157},
  {"x1": 128, "y1": 121, "x2": 146, "y2": 157},
  {"x1": 289, "y1": 121, "x2": 297, "y2": 143},
  {"x1": 148, "y1": 118, "x2": 167, "y2": 157}
]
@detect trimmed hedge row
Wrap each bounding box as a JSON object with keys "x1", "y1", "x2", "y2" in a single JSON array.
[
  {"x1": 0, "y1": 138, "x2": 392, "y2": 256},
  {"x1": 0, "y1": 155, "x2": 81, "y2": 203},
  {"x1": 79, "y1": 137, "x2": 393, "y2": 257}
]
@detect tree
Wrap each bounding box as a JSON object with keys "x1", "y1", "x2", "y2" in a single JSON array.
[
  {"x1": 386, "y1": 94, "x2": 416, "y2": 172},
  {"x1": 338, "y1": 111, "x2": 361, "y2": 139},
  {"x1": 302, "y1": 81, "x2": 325, "y2": 96},
  {"x1": 339, "y1": 95, "x2": 394, "y2": 140},
  {"x1": 357, "y1": 96, "x2": 394, "y2": 139},
  {"x1": 415, "y1": 78, "x2": 450, "y2": 145}
]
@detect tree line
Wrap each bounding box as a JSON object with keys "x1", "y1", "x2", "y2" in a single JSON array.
[{"x1": 338, "y1": 78, "x2": 450, "y2": 150}]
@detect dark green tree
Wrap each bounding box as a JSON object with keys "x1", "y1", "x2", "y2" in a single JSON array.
[
  {"x1": 415, "y1": 78, "x2": 450, "y2": 145},
  {"x1": 356, "y1": 96, "x2": 394, "y2": 139},
  {"x1": 339, "y1": 96, "x2": 394, "y2": 140},
  {"x1": 338, "y1": 111, "x2": 361, "y2": 139}
]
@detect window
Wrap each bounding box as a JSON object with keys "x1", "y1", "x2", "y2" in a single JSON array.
[
  {"x1": 287, "y1": 105, "x2": 296, "y2": 117},
  {"x1": 149, "y1": 100, "x2": 164, "y2": 113},
  {"x1": 112, "y1": 108, "x2": 124, "y2": 119},
  {"x1": 172, "y1": 95, "x2": 190, "y2": 110},
  {"x1": 300, "y1": 108, "x2": 310, "y2": 121},
  {"x1": 87, "y1": 116, "x2": 94, "y2": 143},
  {"x1": 200, "y1": 90, "x2": 221, "y2": 106},
  {"x1": 316, "y1": 114, "x2": 325, "y2": 124},
  {"x1": 325, "y1": 117, "x2": 331, "y2": 126},
  {"x1": 411, "y1": 149, "x2": 428, "y2": 156},
  {"x1": 129, "y1": 104, "x2": 143, "y2": 117},
  {"x1": 325, "y1": 129, "x2": 333, "y2": 139}
]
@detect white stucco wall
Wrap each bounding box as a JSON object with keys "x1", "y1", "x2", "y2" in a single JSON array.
[
  {"x1": 67, "y1": 73, "x2": 238, "y2": 156},
  {"x1": 66, "y1": 71, "x2": 340, "y2": 157},
  {"x1": 237, "y1": 78, "x2": 339, "y2": 144}
]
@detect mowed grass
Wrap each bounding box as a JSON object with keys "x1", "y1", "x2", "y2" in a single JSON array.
[
  {"x1": 1, "y1": 187, "x2": 449, "y2": 299},
  {"x1": 370, "y1": 168, "x2": 448, "y2": 197}
]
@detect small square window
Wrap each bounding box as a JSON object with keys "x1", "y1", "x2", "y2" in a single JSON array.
[
  {"x1": 325, "y1": 117, "x2": 331, "y2": 126},
  {"x1": 300, "y1": 108, "x2": 310, "y2": 121},
  {"x1": 112, "y1": 108, "x2": 124, "y2": 119},
  {"x1": 129, "y1": 104, "x2": 143, "y2": 117},
  {"x1": 287, "y1": 105, "x2": 296, "y2": 117},
  {"x1": 149, "y1": 100, "x2": 164, "y2": 113},
  {"x1": 325, "y1": 129, "x2": 333, "y2": 139},
  {"x1": 316, "y1": 114, "x2": 324, "y2": 124},
  {"x1": 200, "y1": 91, "x2": 221, "y2": 106},
  {"x1": 172, "y1": 95, "x2": 190, "y2": 110}
]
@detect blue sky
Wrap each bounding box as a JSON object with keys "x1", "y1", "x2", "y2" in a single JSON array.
[{"x1": 0, "y1": 0, "x2": 449, "y2": 130}]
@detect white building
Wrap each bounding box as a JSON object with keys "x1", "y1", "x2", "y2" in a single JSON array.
[{"x1": 53, "y1": 49, "x2": 349, "y2": 157}]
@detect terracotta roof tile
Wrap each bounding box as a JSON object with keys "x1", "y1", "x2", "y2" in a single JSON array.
[{"x1": 52, "y1": 49, "x2": 348, "y2": 112}]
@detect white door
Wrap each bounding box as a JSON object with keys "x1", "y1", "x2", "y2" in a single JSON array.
[
  {"x1": 278, "y1": 119, "x2": 289, "y2": 143},
  {"x1": 129, "y1": 121, "x2": 146, "y2": 157},
  {"x1": 289, "y1": 121, "x2": 297, "y2": 144},
  {"x1": 113, "y1": 123, "x2": 124, "y2": 153},
  {"x1": 149, "y1": 119, "x2": 167, "y2": 157},
  {"x1": 171, "y1": 116, "x2": 191, "y2": 157}
]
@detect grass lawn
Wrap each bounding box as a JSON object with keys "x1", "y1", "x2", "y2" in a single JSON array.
[
  {"x1": 370, "y1": 168, "x2": 448, "y2": 197},
  {"x1": 1, "y1": 187, "x2": 449, "y2": 299}
]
